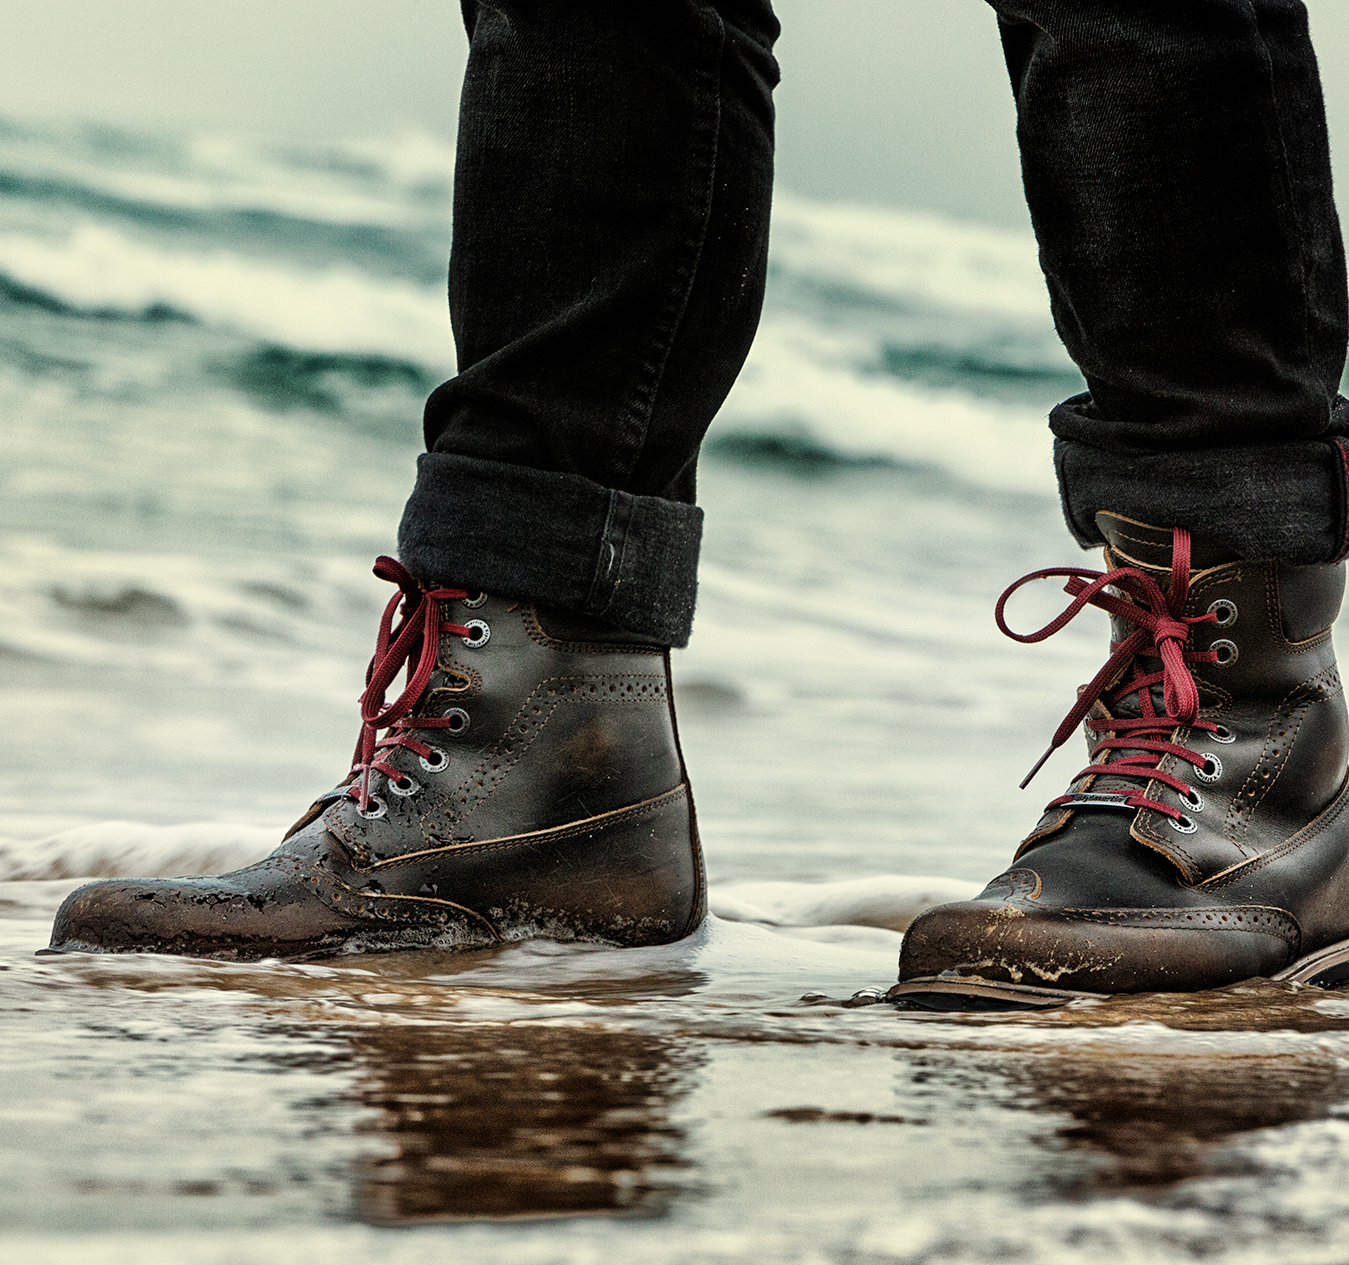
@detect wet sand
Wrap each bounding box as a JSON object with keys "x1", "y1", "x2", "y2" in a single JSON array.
[{"x1": 8, "y1": 876, "x2": 1349, "y2": 1264}]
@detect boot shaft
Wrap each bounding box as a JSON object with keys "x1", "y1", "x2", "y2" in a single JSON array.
[
  {"x1": 329, "y1": 592, "x2": 689, "y2": 865},
  {"x1": 1055, "y1": 513, "x2": 1349, "y2": 884},
  {"x1": 1100, "y1": 512, "x2": 1345, "y2": 707}
]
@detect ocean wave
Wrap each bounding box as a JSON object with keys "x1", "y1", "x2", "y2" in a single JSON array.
[
  {"x1": 716, "y1": 312, "x2": 1059, "y2": 494},
  {"x1": 0, "y1": 536, "x2": 379, "y2": 683},
  {"x1": 0, "y1": 269, "x2": 194, "y2": 323},
  {"x1": 0, "y1": 224, "x2": 455, "y2": 363},
  {"x1": 878, "y1": 340, "x2": 1082, "y2": 397},
  {"x1": 710, "y1": 875, "x2": 980, "y2": 933},
  {"x1": 0, "y1": 820, "x2": 278, "y2": 882},
  {"x1": 218, "y1": 345, "x2": 437, "y2": 414},
  {"x1": 0, "y1": 123, "x2": 1079, "y2": 490},
  {"x1": 0, "y1": 166, "x2": 444, "y2": 282},
  {"x1": 770, "y1": 193, "x2": 1051, "y2": 320},
  {"x1": 0, "y1": 116, "x2": 456, "y2": 232},
  {"x1": 705, "y1": 430, "x2": 903, "y2": 472},
  {"x1": 0, "y1": 219, "x2": 1060, "y2": 490}
]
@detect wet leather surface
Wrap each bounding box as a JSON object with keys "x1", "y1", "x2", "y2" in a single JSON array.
[
  {"x1": 48, "y1": 597, "x2": 705, "y2": 960},
  {"x1": 900, "y1": 513, "x2": 1349, "y2": 995}
]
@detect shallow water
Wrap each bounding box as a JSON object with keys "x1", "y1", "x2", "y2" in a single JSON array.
[
  {"x1": 7, "y1": 116, "x2": 1349, "y2": 1262},
  {"x1": 12, "y1": 883, "x2": 1349, "y2": 1263}
]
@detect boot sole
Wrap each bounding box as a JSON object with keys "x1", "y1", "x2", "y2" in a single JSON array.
[
  {"x1": 1272, "y1": 935, "x2": 1349, "y2": 988},
  {"x1": 887, "y1": 934, "x2": 1349, "y2": 1011},
  {"x1": 884, "y1": 976, "x2": 1087, "y2": 1011},
  {"x1": 41, "y1": 785, "x2": 705, "y2": 962}
]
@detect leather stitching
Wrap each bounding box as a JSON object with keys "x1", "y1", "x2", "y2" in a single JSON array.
[
  {"x1": 1253, "y1": 567, "x2": 1329, "y2": 655},
  {"x1": 1057, "y1": 905, "x2": 1300, "y2": 946},
  {"x1": 366, "y1": 785, "x2": 686, "y2": 870},
  {"x1": 1202, "y1": 771, "x2": 1349, "y2": 889},
  {"x1": 1224, "y1": 665, "x2": 1341, "y2": 846},
  {"x1": 314, "y1": 870, "x2": 502, "y2": 937},
  {"x1": 523, "y1": 605, "x2": 664, "y2": 656},
  {"x1": 419, "y1": 672, "x2": 666, "y2": 840},
  {"x1": 1265, "y1": 562, "x2": 1283, "y2": 647}
]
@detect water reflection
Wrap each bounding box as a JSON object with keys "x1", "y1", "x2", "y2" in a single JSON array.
[
  {"x1": 348, "y1": 1023, "x2": 700, "y2": 1223},
  {"x1": 994, "y1": 986, "x2": 1349, "y2": 1190},
  {"x1": 1015, "y1": 1048, "x2": 1348, "y2": 1190}
]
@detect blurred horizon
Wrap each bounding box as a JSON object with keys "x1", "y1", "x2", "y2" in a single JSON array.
[{"x1": 5, "y1": 1, "x2": 1349, "y2": 232}]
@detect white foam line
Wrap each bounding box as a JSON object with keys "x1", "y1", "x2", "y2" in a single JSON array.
[
  {"x1": 0, "y1": 225, "x2": 454, "y2": 362},
  {"x1": 710, "y1": 875, "x2": 981, "y2": 932},
  {"x1": 0, "y1": 820, "x2": 280, "y2": 882},
  {"x1": 717, "y1": 313, "x2": 1058, "y2": 494},
  {"x1": 771, "y1": 191, "x2": 1050, "y2": 319}
]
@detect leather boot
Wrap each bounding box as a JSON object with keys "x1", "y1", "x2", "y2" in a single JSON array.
[
  {"x1": 47, "y1": 558, "x2": 706, "y2": 960},
  {"x1": 890, "y1": 512, "x2": 1349, "y2": 1009}
]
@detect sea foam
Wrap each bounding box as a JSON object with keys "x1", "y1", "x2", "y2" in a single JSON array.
[{"x1": 0, "y1": 225, "x2": 454, "y2": 363}]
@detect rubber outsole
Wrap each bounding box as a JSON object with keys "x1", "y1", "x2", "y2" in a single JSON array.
[
  {"x1": 884, "y1": 976, "x2": 1087, "y2": 1011},
  {"x1": 887, "y1": 933, "x2": 1349, "y2": 1010}
]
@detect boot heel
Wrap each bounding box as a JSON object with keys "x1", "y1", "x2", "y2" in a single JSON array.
[{"x1": 1274, "y1": 938, "x2": 1349, "y2": 988}]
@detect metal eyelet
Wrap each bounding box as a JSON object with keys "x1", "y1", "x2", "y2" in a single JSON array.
[
  {"x1": 1170, "y1": 813, "x2": 1199, "y2": 835},
  {"x1": 1212, "y1": 724, "x2": 1236, "y2": 744},
  {"x1": 444, "y1": 706, "x2": 470, "y2": 735},
  {"x1": 357, "y1": 795, "x2": 388, "y2": 820},
  {"x1": 462, "y1": 591, "x2": 488, "y2": 609},
  {"x1": 1211, "y1": 638, "x2": 1239, "y2": 667},
  {"x1": 1207, "y1": 599, "x2": 1238, "y2": 628},
  {"x1": 387, "y1": 775, "x2": 420, "y2": 798},
  {"x1": 462, "y1": 619, "x2": 490, "y2": 648},
  {"x1": 1181, "y1": 787, "x2": 1204, "y2": 812},
  {"x1": 419, "y1": 746, "x2": 449, "y2": 774},
  {"x1": 1195, "y1": 753, "x2": 1223, "y2": 783}
]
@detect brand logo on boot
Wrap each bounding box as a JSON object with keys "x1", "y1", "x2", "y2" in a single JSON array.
[{"x1": 982, "y1": 867, "x2": 1042, "y2": 902}]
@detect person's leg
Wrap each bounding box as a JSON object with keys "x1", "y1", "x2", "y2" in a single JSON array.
[
  {"x1": 401, "y1": 0, "x2": 781, "y2": 646},
  {"x1": 1001, "y1": 0, "x2": 1349, "y2": 562},
  {"x1": 894, "y1": 0, "x2": 1349, "y2": 1008},
  {"x1": 47, "y1": 0, "x2": 781, "y2": 960}
]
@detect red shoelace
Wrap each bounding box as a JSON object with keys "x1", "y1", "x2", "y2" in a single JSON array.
[
  {"x1": 346, "y1": 556, "x2": 478, "y2": 812},
  {"x1": 996, "y1": 527, "x2": 1221, "y2": 824}
]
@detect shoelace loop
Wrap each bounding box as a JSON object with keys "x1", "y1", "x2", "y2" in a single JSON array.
[
  {"x1": 347, "y1": 556, "x2": 475, "y2": 810},
  {"x1": 996, "y1": 528, "x2": 1221, "y2": 821}
]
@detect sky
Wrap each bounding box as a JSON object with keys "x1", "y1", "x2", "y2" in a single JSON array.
[{"x1": 3, "y1": 0, "x2": 1349, "y2": 231}]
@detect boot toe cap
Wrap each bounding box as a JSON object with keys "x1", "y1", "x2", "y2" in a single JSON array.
[
  {"x1": 46, "y1": 858, "x2": 345, "y2": 959},
  {"x1": 49, "y1": 878, "x2": 197, "y2": 955},
  {"x1": 897, "y1": 896, "x2": 1301, "y2": 997}
]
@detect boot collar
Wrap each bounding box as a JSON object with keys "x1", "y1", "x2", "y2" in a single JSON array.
[{"x1": 1096, "y1": 511, "x2": 1240, "y2": 575}]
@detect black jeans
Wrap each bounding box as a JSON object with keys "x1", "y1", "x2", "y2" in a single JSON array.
[{"x1": 398, "y1": 0, "x2": 1349, "y2": 645}]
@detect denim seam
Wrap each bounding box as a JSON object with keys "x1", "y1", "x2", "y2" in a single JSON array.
[
  {"x1": 611, "y1": 4, "x2": 725, "y2": 485},
  {"x1": 584, "y1": 490, "x2": 632, "y2": 620},
  {"x1": 604, "y1": 501, "x2": 636, "y2": 622},
  {"x1": 1332, "y1": 437, "x2": 1349, "y2": 562},
  {"x1": 1249, "y1": 1, "x2": 1318, "y2": 401},
  {"x1": 584, "y1": 490, "x2": 620, "y2": 618},
  {"x1": 1053, "y1": 435, "x2": 1096, "y2": 547}
]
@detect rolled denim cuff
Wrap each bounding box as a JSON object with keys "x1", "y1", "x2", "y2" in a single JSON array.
[
  {"x1": 397, "y1": 452, "x2": 703, "y2": 645},
  {"x1": 1053, "y1": 396, "x2": 1349, "y2": 565}
]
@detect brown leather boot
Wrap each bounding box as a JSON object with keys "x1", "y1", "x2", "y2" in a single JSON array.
[
  {"x1": 47, "y1": 558, "x2": 705, "y2": 960},
  {"x1": 891, "y1": 512, "x2": 1349, "y2": 1010}
]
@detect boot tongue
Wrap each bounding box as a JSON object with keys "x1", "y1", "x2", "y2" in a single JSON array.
[
  {"x1": 412, "y1": 643, "x2": 475, "y2": 717},
  {"x1": 1086, "y1": 678, "x2": 1162, "y2": 795},
  {"x1": 1087, "y1": 514, "x2": 1202, "y2": 795},
  {"x1": 1095, "y1": 511, "x2": 1238, "y2": 574}
]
